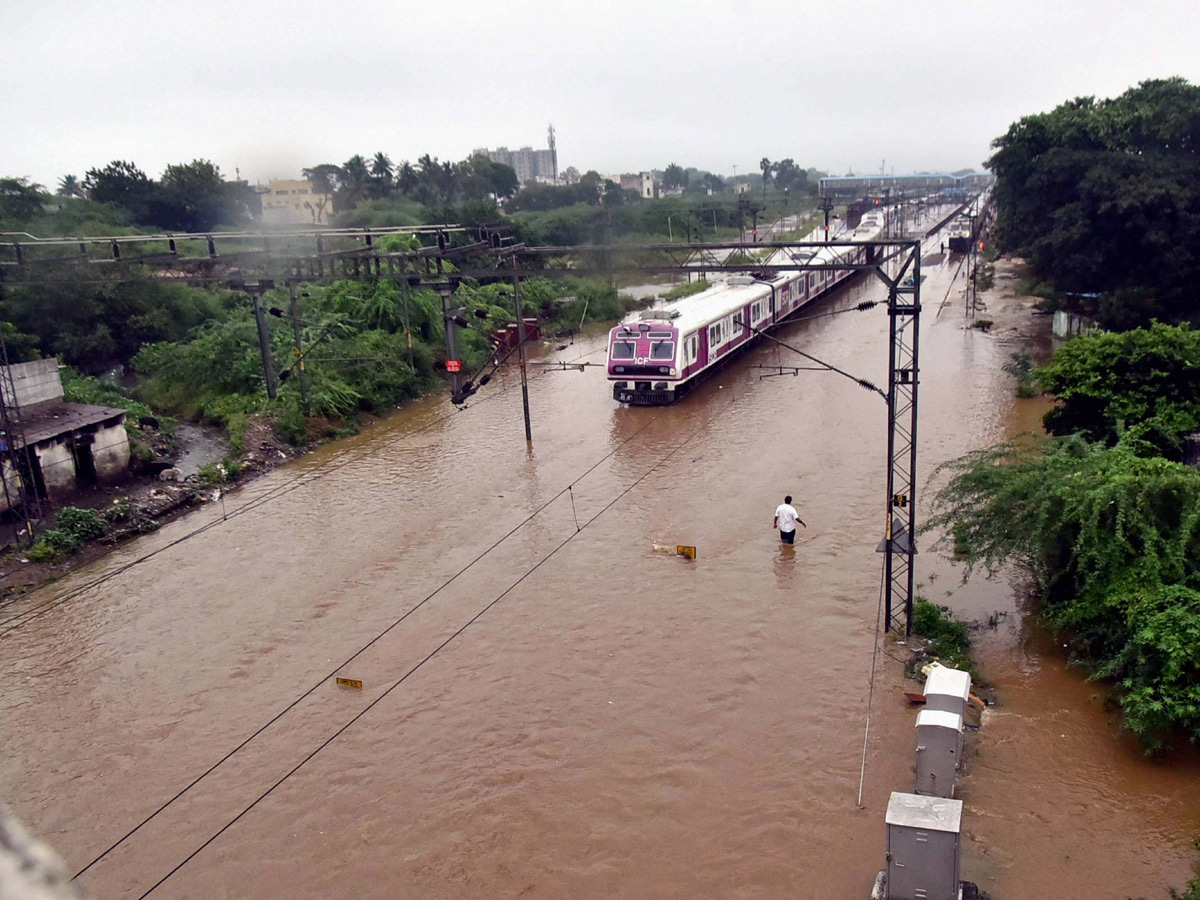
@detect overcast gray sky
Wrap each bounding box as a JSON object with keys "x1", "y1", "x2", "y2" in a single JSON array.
[{"x1": 4, "y1": 0, "x2": 1198, "y2": 188}]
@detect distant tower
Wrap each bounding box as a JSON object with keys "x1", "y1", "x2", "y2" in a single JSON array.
[{"x1": 547, "y1": 123, "x2": 558, "y2": 185}]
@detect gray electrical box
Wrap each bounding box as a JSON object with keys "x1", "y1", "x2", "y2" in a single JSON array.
[
  {"x1": 924, "y1": 665, "x2": 971, "y2": 717},
  {"x1": 915, "y1": 709, "x2": 963, "y2": 797},
  {"x1": 886, "y1": 791, "x2": 962, "y2": 900}
]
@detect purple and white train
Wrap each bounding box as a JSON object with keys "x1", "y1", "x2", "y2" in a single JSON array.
[{"x1": 607, "y1": 209, "x2": 890, "y2": 405}]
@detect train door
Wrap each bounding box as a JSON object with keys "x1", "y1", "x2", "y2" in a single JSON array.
[{"x1": 698, "y1": 326, "x2": 710, "y2": 369}]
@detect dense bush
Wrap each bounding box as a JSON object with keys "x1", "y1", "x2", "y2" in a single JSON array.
[
  {"x1": 55, "y1": 507, "x2": 106, "y2": 540},
  {"x1": 928, "y1": 435, "x2": 1200, "y2": 749},
  {"x1": 913, "y1": 599, "x2": 974, "y2": 675},
  {"x1": 1036, "y1": 322, "x2": 1200, "y2": 454}
]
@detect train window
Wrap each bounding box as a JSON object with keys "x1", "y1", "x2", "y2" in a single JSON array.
[
  {"x1": 650, "y1": 341, "x2": 674, "y2": 360},
  {"x1": 690, "y1": 336, "x2": 698, "y2": 360},
  {"x1": 648, "y1": 331, "x2": 672, "y2": 339},
  {"x1": 611, "y1": 341, "x2": 635, "y2": 360},
  {"x1": 709, "y1": 323, "x2": 721, "y2": 344}
]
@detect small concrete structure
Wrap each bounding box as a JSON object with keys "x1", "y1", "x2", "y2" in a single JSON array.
[
  {"x1": 923, "y1": 665, "x2": 971, "y2": 717},
  {"x1": 0, "y1": 360, "x2": 129, "y2": 511},
  {"x1": 915, "y1": 709, "x2": 964, "y2": 797},
  {"x1": 885, "y1": 792, "x2": 962, "y2": 900}
]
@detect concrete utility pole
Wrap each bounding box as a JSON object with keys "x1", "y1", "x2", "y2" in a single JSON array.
[
  {"x1": 287, "y1": 282, "x2": 309, "y2": 414},
  {"x1": 438, "y1": 284, "x2": 462, "y2": 399},
  {"x1": 250, "y1": 288, "x2": 279, "y2": 400},
  {"x1": 511, "y1": 255, "x2": 532, "y2": 443}
]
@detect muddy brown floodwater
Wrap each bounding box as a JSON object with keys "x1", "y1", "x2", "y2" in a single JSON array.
[{"x1": 2, "y1": 244, "x2": 1198, "y2": 899}]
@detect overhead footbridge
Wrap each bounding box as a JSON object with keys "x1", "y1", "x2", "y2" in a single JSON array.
[{"x1": 819, "y1": 171, "x2": 994, "y2": 201}]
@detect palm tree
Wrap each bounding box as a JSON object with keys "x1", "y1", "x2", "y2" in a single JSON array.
[
  {"x1": 370, "y1": 152, "x2": 394, "y2": 198},
  {"x1": 396, "y1": 161, "x2": 417, "y2": 196},
  {"x1": 340, "y1": 154, "x2": 371, "y2": 207},
  {"x1": 57, "y1": 174, "x2": 83, "y2": 198},
  {"x1": 760, "y1": 157, "x2": 772, "y2": 194}
]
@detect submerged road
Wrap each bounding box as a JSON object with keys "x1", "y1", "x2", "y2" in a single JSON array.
[{"x1": 3, "y1": 235, "x2": 1198, "y2": 899}]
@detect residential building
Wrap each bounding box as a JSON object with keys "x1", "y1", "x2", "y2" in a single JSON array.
[
  {"x1": 260, "y1": 179, "x2": 333, "y2": 226},
  {"x1": 619, "y1": 172, "x2": 656, "y2": 199},
  {"x1": 474, "y1": 145, "x2": 558, "y2": 185}
]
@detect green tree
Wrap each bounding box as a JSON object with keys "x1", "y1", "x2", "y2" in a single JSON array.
[
  {"x1": 1036, "y1": 322, "x2": 1200, "y2": 453},
  {"x1": 927, "y1": 435, "x2": 1200, "y2": 749},
  {"x1": 987, "y1": 77, "x2": 1200, "y2": 328},
  {"x1": 370, "y1": 152, "x2": 394, "y2": 197},
  {"x1": 0, "y1": 177, "x2": 46, "y2": 223},
  {"x1": 663, "y1": 163, "x2": 688, "y2": 191},
  {"x1": 83, "y1": 160, "x2": 156, "y2": 223},
  {"x1": 159, "y1": 159, "x2": 230, "y2": 231},
  {"x1": 302, "y1": 164, "x2": 342, "y2": 197},
  {"x1": 339, "y1": 155, "x2": 372, "y2": 208},
  {"x1": 56, "y1": 175, "x2": 83, "y2": 198},
  {"x1": 759, "y1": 157, "x2": 772, "y2": 193}
]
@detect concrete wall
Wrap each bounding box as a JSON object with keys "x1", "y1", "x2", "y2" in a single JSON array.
[
  {"x1": 28, "y1": 418, "x2": 129, "y2": 501},
  {"x1": 34, "y1": 441, "x2": 76, "y2": 500},
  {"x1": 2, "y1": 359, "x2": 63, "y2": 408},
  {"x1": 1052, "y1": 310, "x2": 1094, "y2": 337},
  {"x1": 92, "y1": 421, "x2": 130, "y2": 483},
  {"x1": 0, "y1": 458, "x2": 24, "y2": 513}
]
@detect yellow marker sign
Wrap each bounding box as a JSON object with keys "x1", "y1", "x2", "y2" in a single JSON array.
[
  {"x1": 676, "y1": 545, "x2": 697, "y2": 560},
  {"x1": 336, "y1": 677, "x2": 363, "y2": 690}
]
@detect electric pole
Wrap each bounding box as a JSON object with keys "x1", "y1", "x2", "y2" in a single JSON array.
[
  {"x1": 249, "y1": 285, "x2": 279, "y2": 400},
  {"x1": 511, "y1": 256, "x2": 533, "y2": 443},
  {"x1": 819, "y1": 196, "x2": 835, "y2": 243},
  {"x1": 287, "y1": 282, "x2": 310, "y2": 414}
]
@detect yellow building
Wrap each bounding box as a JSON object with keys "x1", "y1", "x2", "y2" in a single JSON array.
[{"x1": 260, "y1": 179, "x2": 333, "y2": 226}]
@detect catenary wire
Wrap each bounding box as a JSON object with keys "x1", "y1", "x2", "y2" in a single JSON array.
[
  {"x1": 131, "y1": 399, "x2": 721, "y2": 899},
  {"x1": 856, "y1": 549, "x2": 889, "y2": 809},
  {"x1": 72, "y1": 408, "x2": 661, "y2": 879},
  {"x1": 0, "y1": 373, "x2": 527, "y2": 634}
]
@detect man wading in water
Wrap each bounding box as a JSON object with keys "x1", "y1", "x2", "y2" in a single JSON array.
[{"x1": 773, "y1": 495, "x2": 806, "y2": 544}]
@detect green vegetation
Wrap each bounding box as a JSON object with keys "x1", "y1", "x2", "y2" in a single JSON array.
[
  {"x1": 1173, "y1": 877, "x2": 1200, "y2": 900},
  {"x1": 930, "y1": 319, "x2": 1200, "y2": 750},
  {"x1": 1036, "y1": 322, "x2": 1200, "y2": 454},
  {"x1": 929, "y1": 434, "x2": 1200, "y2": 751},
  {"x1": 197, "y1": 458, "x2": 243, "y2": 485},
  {"x1": 1, "y1": 151, "x2": 822, "y2": 453},
  {"x1": 26, "y1": 506, "x2": 108, "y2": 561},
  {"x1": 658, "y1": 279, "x2": 711, "y2": 302},
  {"x1": 988, "y1": 77, "x2": 1200, "y2": 329},
  {"x1": 1002, "y1": 350, "x2": 1039, "y2": 398},
  {"x1": 913, "y1": 598, "x2": 975, "y2": 676}
]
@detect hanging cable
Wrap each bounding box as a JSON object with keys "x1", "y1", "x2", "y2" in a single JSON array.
[
  {"x1": 130, "y1": 402, "x2": 723, "y2": 899},
  {"x1": 0, "y1": 376, "x2": 523, "y2": 634},
  {"x1": 71, "y1": 412, "x2": 662, "y2": 880},
  {"x1": 856, "y1": 548, "x2": 889, "y2": 809}
]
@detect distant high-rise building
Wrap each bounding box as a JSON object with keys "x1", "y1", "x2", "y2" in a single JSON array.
[{"x1": 474, "y1": 125, "x2": 559, "y2": 185}]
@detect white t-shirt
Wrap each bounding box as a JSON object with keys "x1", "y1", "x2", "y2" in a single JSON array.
[{"x1": 775, "y1": 503, "x2": 800, "y2": 533}]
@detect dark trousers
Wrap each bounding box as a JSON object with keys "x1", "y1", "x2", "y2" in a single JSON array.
[{"x1": 780, "y1": 529, "x2": 795, "y2": 544}]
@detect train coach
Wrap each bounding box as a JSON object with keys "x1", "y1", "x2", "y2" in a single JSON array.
[{"x1": 607, "y1": 210, "x2": 889, "y2": 405}]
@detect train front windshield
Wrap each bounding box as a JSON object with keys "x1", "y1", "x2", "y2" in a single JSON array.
[
  {"x1": 611, "y1": 341, "x2": 635, "y2": 359},
  {"x1": 650, "y1": 341, "x2": 674, "y2": 360}
]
